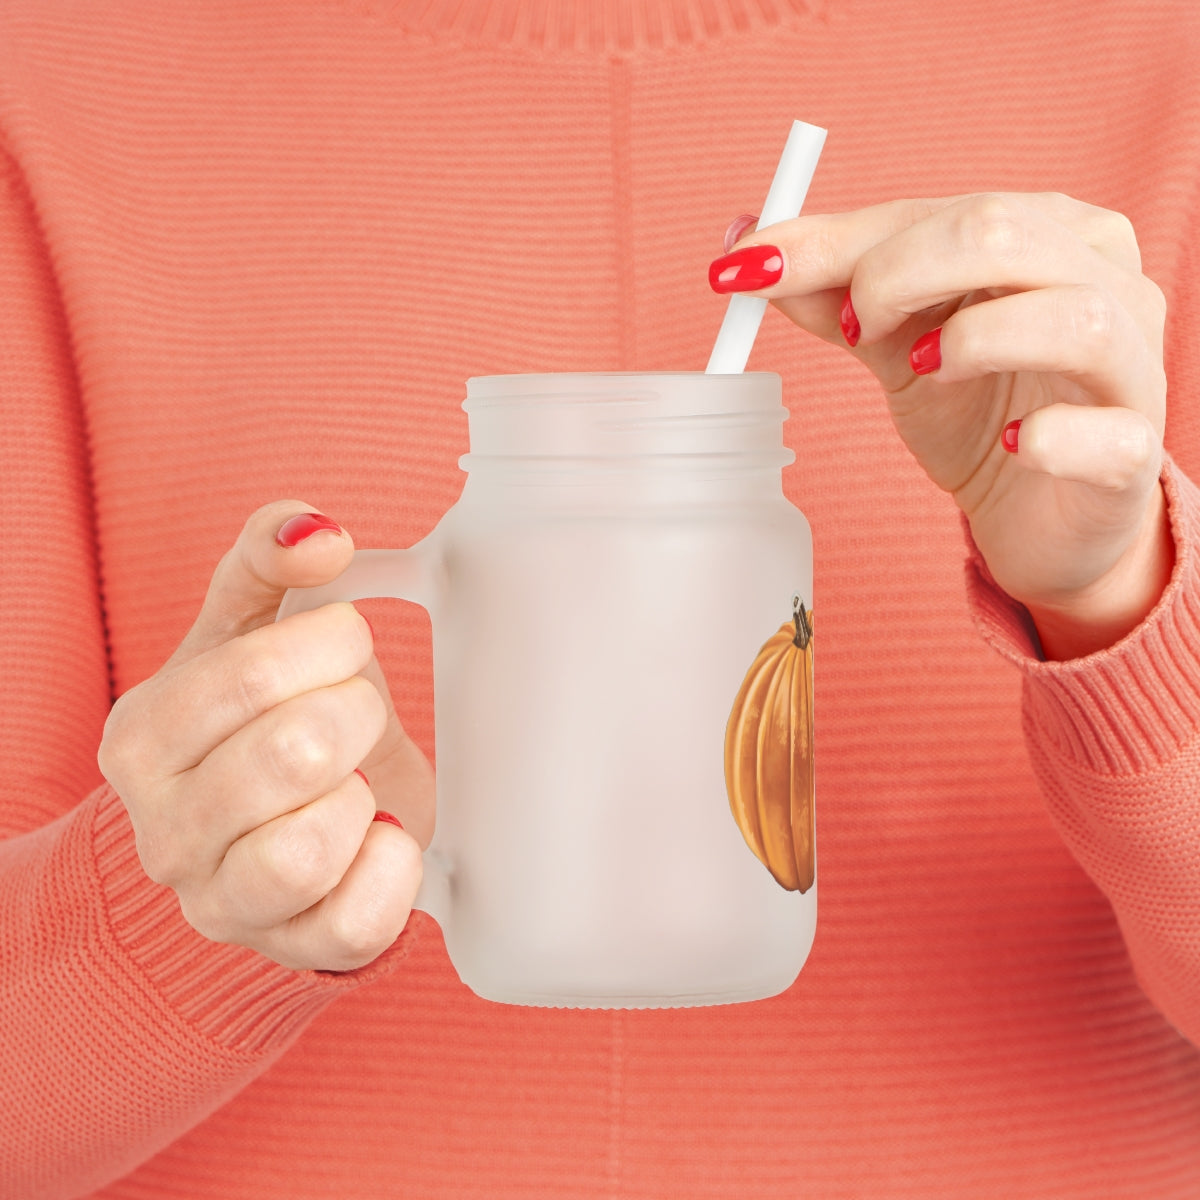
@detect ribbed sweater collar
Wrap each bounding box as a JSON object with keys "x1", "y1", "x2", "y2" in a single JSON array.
[{"x1": 366, "y1": 0, "x2": 825, "y2": 52}]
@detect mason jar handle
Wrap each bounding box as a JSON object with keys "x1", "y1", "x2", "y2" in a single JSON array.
[
  {"x1": 275, "y1": 542, "x2": 452, "y2": 929},
  {"x1": 276, "y1": 546, "x2": 435, "y2": 617}
]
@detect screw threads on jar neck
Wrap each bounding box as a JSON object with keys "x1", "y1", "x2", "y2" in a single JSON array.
[{"x1": 459, "y1": 372, "x2": 794, "y2": 480}]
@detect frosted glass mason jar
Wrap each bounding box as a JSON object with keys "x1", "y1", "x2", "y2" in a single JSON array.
[{"x1": 278, "y1": 372, "x2": 815, "y2": 1008}]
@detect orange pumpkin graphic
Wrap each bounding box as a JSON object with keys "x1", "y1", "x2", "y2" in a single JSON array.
[{"x1": 723, "y1": 597, "x2": 814, "y2": 893}]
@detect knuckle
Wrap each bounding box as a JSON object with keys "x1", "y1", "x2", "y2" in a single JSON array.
[
  {"x1": 789, "y1": 222, "x2": 840, "y2": 280},
  {"x1": 232, "y1": 645, "x2": 288, "y2": 716},
  {"x1": 332, "y1": 602, "x2": 375, "y2": 665},
  {"x1": 962, "y1": 194, "x2": 1030, "y2": 262},
  {"x1": 293, "y1": 604, "x2": 371, "y2": 678},
  {"x1": 847, "y1": 256, "x2": 893, "y2": 322},
  {"x1": 905, "y1": 195, "x2": 946, "y2": 227},
  {"x1": 326, "y1": 902, "x2": 394, "y2": 967},
  {"x1": 261, "y1": 710, "x2": 337, "y2": 789},
  {"x1": 95, "y1": 725, "x2": 125, "y2": 785},
  {"x1": 1062, "y1": 286, "x2": 1118, "y2": 348},
  {"x1": 258, "y1": 815, "x2": 341, "y2": 899},
  {"x1": 97, "y1": 688, "x2": 149, "y2": 782},
  {"x1": 1100, "y1": 208, "x2": 1138, "y2": 252},
  {"x1": 1094, "y1": 458, "x2": 1144, "y2": 493},
  {"x1": 1032, "y1": 190, "x2": 1077, "y2": 226},
  {"x1": 1116, "y1": 414, "x2": 1160, "y2": 474},
  {"x1": 1085, "y1": 414, "x2": 1160, "y2": 492},
  {"x1": 1082, "y1": 204, "x2": 1142, "y2": 272}
]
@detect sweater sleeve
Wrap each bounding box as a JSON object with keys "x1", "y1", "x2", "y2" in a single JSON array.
[
  {"x1": 965, "y1": 455, "x2": 1200, "y2": 1048},
  {"x1": 0, "y1": 150, "x2": 418, "y2": 1198}
]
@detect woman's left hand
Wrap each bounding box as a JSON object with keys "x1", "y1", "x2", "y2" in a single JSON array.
[{"x1": 711, "y1": 192, "x2": 1172, "y2": 659}]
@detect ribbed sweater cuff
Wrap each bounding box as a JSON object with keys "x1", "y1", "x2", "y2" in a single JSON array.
[
  {"x1": 91, "y1": 783, "x2": 419, "y2": 1058},
  {"x1": 964, "y1": 454, "x2": 1200, "y2": 775}
]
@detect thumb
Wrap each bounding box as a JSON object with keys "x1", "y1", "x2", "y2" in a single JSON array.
[{"x1": 166, "y1": 500, "x2": 356, "y2": 670}]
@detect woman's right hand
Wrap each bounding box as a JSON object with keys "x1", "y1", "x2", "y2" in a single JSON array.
[{"x1": 97, "y1": 501, "x2": 433, "y2": 972}]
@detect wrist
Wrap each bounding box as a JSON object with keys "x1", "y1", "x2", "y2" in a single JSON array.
[{"x1": 1021, "y1": 483, "x2": 1174, "y2": 660}]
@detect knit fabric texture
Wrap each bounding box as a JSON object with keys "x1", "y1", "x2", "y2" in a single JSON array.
[{"x1": 1, "y1": 1, "x2": 1199, "y2": 1196}]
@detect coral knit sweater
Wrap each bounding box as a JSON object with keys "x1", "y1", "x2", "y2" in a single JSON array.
[{"x1": 2, "y1": 1, "x2": 1199, "y2": 1197}]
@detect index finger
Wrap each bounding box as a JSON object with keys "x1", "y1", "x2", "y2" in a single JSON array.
[
  {"x1": 135, "y1": 601, "x2": 374, "y2": 777},
  {"x1": 729, "y1": 191, "x2": 1143, "y2": 298}
]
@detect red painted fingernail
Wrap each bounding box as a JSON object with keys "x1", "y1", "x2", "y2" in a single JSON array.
[
  {"x1": 722, "y1": 213, "x2": 759, "y2": 253},
  {"x1": 275, "y1": 512, "x2": 343, "y2": 548},
  {"x1": 839, "y1": 290, "x2": 860, "y2": 347},
  {"x1": 1002, "y1": 419, "x2": 1022, "y2": 453},
  {"x1": 354, "y1": 768, "x2": 370, "y2": 787},
  {"x1": 910, "y1": 327, "x2": 942, "y2": 375},
  {"x1": 372, "y1": 810, "x2": 404, "y2": 830},
  {"x1": 708, "y1": 244, "x2": 784, "y2": 293}
]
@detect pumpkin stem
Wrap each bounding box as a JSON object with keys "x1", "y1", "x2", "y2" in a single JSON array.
[{"x1": 792, "y1": 597, "x2": 812, "y2": 649}]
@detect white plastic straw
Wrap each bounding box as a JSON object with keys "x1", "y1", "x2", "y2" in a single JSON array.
[{"x1": 705, "y1": 120, "x2": 827, "y2": 374}]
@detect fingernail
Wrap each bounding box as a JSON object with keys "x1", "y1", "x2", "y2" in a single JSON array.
[
  {"x1": 372, "y1": 810, "x2": 404, "y2": 830},
  {"x1": 839, "y1": 290, "x2": 860, "y2": 347},
  {"x1": 354, "y1": 768, "x2": 370, "y2": 787},
  {"x1": 910, "y1": 327, "x2": 942, "y2": 375},
  {"x1": 722, "y1": 213, "x2": 759, "y2": 254},
  {"x1": 276, "y1": 512, "x2": 343, "y2": 548},
  {"x1": 1002, "y1": 419, "x2": 1022, "y2": 453},
  {"x1": 708, "y1": 244, "x2": 784, "y2": 294}
]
